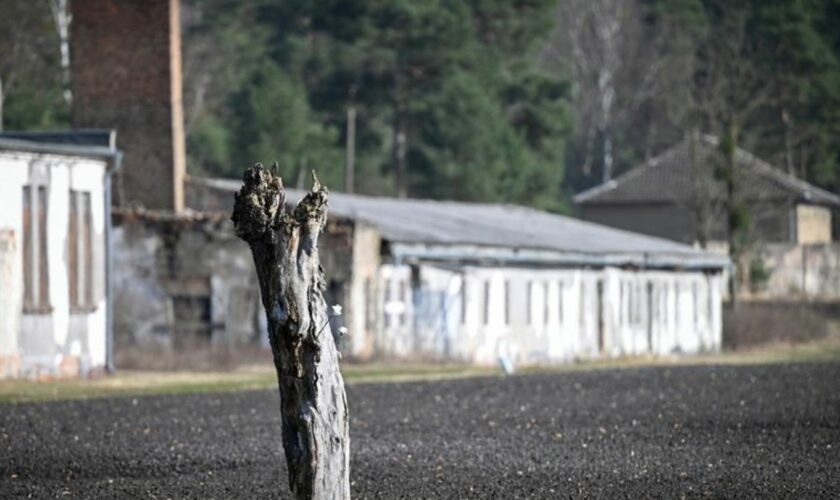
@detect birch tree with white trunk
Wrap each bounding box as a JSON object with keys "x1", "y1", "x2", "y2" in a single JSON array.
[
  {"x1": 47, "y1": 0, "x2": 72, "y2": 104},
  {"x1": 545, "y1": 0, "x2": 677, "y2": 180},
  {"x1": 550, "y1": 0, "x2": 632, "y2": 182}
]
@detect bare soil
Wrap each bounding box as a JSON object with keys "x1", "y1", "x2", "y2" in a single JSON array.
[{"x1": 1, "y1": 362, "x2": 839, "y2": 498}]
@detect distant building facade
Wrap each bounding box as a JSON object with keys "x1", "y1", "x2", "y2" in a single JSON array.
[
  {"x1": 574, "y1": 135, "x2": 840, "y2": 247},
  {"x1": 157, "y1": 177, "x2": 729, "y2": 364},
  {"x1": 60, "y1": 1, "x2": 731, "y2": 366},
  {"x1": 110, "y1": 208, "x2": 263, "y2": 353},
  {"x1": 574, "y1": 135, "x2": 840, "y2": 299},
  {"x1": 0, "y1": 133, "x2": 121, "y2": 378}
]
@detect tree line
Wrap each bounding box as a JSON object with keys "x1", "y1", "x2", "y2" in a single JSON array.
[{"x1": 3, "y1": 0, "x2": 840, "y2": 212}]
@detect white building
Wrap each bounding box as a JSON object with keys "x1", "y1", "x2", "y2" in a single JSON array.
[
  {"x1": 0, "y1": 132, "x2": 121, "y2": 378},
  {"x1": 380, "y1": 265, "x2": 723, "y2": 365},
  {"x1": 187, "y1": 178, "x2": 731, "y2": 366}
]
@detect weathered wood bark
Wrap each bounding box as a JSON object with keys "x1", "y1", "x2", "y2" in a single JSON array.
[{"x1": 231, "y1": 164, "x2": 350, "y2": 500}]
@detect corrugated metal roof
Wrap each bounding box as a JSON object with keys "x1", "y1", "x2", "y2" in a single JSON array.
[
  {"x1": 0, "y1": 134, "x2": 119, "y2": 161},
  {"x1": 574, "y1": 135, "x2": 840, "y2": 207},
  {"x1": 188, "y1": 176, "x2": 728, "y2": 269},
  {"x1": 0, "y1": 129, "x2": 116, "y2": 149}
]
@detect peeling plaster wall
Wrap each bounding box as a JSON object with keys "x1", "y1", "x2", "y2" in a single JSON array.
[
  {"x1": 757, "y1": 243, "x2": 840, "y2": 298},
  {"x1": 113, "y1": 219, "x2": 265, "y2": 350},
  {"x1": 66, "y1": 159, "x2": 108, "y2": 373},
  {"x1": 112, "y1": 215, "x2": 380, "y2": 359},
  {"x1": 112, "y1": 223, "x2": 168, "y2": 345},
  {"x1": 0, "y1": 150, "x2": 108, "y2": 378},
  {"x1": 0, "y1": 230, "x2": 22, "y2": 377},
  {"x1": 377, "y1": 263, "x2": 722, "y2": 365},
  {"x1": 347, "y1": 222, "x2": 380, "y2": 358}
]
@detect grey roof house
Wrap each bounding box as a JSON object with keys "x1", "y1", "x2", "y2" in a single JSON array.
[
  {"x1": 574, "y1": 135, "x2": 840, "y2": 246},
  {"x1": 189, "y1": 177, "x2": 729, "y2": 270},
  {"x1": 181, "y1": 177, "x2": 729, "y2": 364}
]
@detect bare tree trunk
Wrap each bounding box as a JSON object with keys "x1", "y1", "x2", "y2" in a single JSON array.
[
  {"x1": 601, "y1": 125, "x2": 613, "y2": 183},
  {"x1": 782, "y1": 108, "x2": 794, "y2": 176},
  {"x1": 581, "y1": 125, "x2": 596, "y2": 176},
  {"x1": 393, "y1": 113, "x2": 407, "y2": 198},
  {"x1": 0, "y1": 76, "x2": 4, "y2": 132},
  {"x1": 48, "y1": 0, "x2": 72, "y2": 104},
  {"x1": 720, "y1": 123, "x2": 740, "y2": 311},
  {"x1": 393, "y1": 71, "x2": 408, "y2": 199},
  {"x1": 687, "y1": 130, "x2": 710, "y2": 248},
  {"x1": 597, "y1": 62, "x2": 615, "y2": 182},
  {"x1": 232, "y1": 164, "x2": 350, "y2": 500},
  {"x1": 345, "y1": 104, "x2": 356, "y2": 194}
]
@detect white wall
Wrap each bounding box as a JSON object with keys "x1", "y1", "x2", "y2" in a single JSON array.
[
  {"x1": 378, "y1": 265, "x2": 414, "y2": 357},
  {"x1": 66, "y1": 158, "x2": 108, "y2": 369},
  {"x1": 0, "y1": 150, "x2": 107, "y2": 377},
  {"x1": 376, "y1": 263, "x2": 723, "y2": 365},
  {"x1": 0, "y1": 158, "x2": 28, "y2": 378},
  {"x1": 0, "y1": 229, "x2": 22, "y2": 377}
]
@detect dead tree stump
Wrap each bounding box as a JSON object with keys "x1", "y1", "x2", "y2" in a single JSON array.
[{"x1": 231, "y1": 164, "x2": 350, "y2": 500}]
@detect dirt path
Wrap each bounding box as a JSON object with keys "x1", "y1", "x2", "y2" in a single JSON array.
[{"x1": 2, "y1": 362, "x2": 839, "y2": 498}]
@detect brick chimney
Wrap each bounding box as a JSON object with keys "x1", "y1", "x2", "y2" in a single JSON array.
[{"x1": 71, "y1": 0, "x2": 186, "y2": 212}]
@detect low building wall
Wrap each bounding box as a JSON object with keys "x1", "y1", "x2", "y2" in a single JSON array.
[
  {"x1": 111, "y1": 211, "x2": 372, "y2": 367},
  {"x1": 723, "y1": 300, "x2": 840, "y2": 349},
  {"x1": 0, "y1": 230, "x2": 22, "y2": 378},
  {"x1": 376, "y1": 263, "x2": 723, "y2": 365},
  {"x1": 112, "y1": 214, "x2": 264, "y2": 358},
  {"x1": 756, "y1": 243, "x2": 840, "y2": 298}
]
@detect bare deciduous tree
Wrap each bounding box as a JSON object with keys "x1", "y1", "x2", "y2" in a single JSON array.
[
  {"x1": 690, "y1": 3, "x2": 771, "y2": 307},
  {"x1": 550, "y1": 0, "x2": 628, "y2": 181},
  {"x1": 180, "y1": 1, "x2": 218, "y2": 136},
  {"x1": 546, "y1": 0, "x2": 684, "y2": 182},
  {"x1": 684, "y1": 131, "x2": 724, "y2": 249},
  {"x1": 47, "y1": 0, "x2": 72, "y2": 104},
  {"x1": 232, "y1": 165, "x2": 350, "y2": 500}
]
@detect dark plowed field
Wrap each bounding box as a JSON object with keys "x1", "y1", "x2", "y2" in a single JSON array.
[{"x1": 1, "y1": 362, "x2": 839, "y2": 498}]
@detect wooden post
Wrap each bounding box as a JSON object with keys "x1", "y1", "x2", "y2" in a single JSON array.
[{"x1": 231, "y1": 164, "x2": 350, "y2": 500}]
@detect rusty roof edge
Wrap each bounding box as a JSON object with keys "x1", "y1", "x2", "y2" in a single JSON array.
[
  {"x1": 112, "y1": 207, "x2": 230, "y2": 224},
  {"x1": 390, "y1": 243, "x2": 731, "y2": 270}
]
